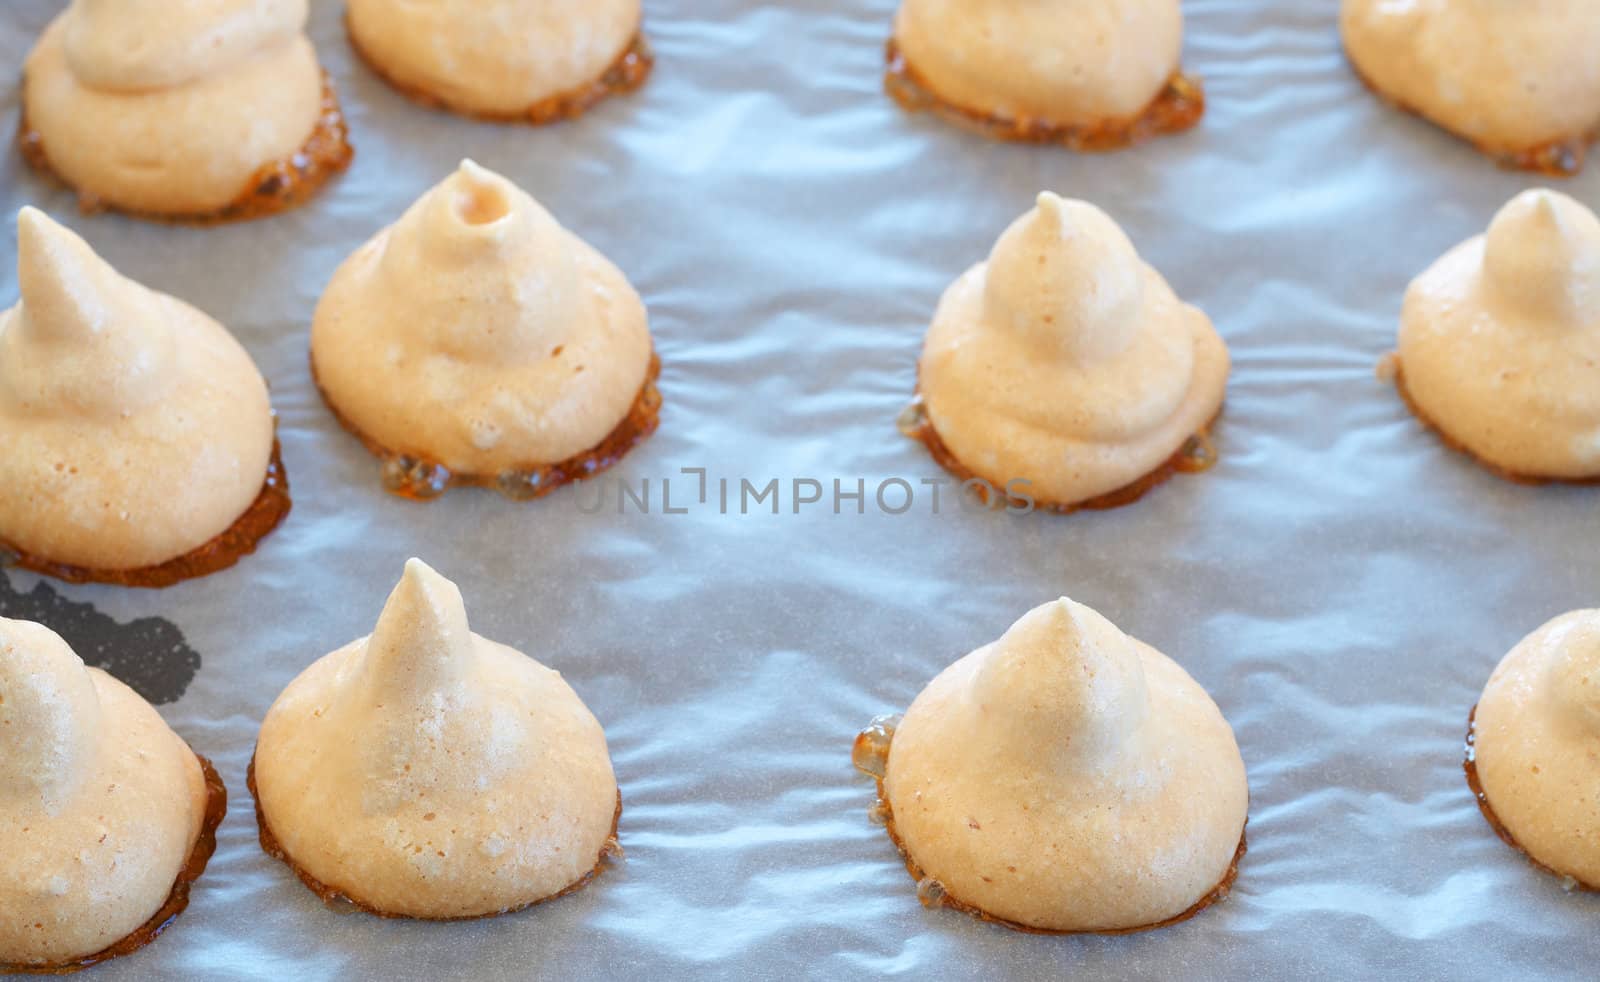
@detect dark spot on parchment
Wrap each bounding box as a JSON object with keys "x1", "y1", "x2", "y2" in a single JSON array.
[{"x1": 0, "y1": 573, "x2": 199, "y2": 704}]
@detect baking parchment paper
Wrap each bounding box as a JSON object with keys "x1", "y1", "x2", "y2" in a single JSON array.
[{"x1": 3, "y1": 1, "x2": 1599, "y2": 978}]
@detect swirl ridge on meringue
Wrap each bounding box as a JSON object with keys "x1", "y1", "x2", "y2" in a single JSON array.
[
  {"x1": 0, "y1": 208, "x2": 278, "y2": 576},
  {"x1": 311, "y1": 160, "x2": 656, "y2": 495},
  {"x1": 251, "y1": 559, "x2": 620, "y2": 919},
  {"x1": 0, "y1": 617, "x2": 215, "y2": 969},
  {"x1": 346, "y1": 0, "x2": 651, "y2": 121},
  {"x1": 22, "y1": 0, "x2": 348, "y2": 218},
  {"x1": 887, "y1": 0, "x2": 1200, "y2": 147},
  {"x1": 1391, "y1": 189, "x2": 1600, "y2": 480},
  {"x1": 866, "y1": 598, "x2": 1248, "y2": 933},
  {"x1": 914, "y1": 192, "x2": 1229, "y2": 509}
]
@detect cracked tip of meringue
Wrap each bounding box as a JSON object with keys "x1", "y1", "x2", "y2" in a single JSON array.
[
  {"x1": 448, "y1": 159, "x2": 516, "y2": 228},
  {"x1": 375, "y1": 159, "x2": 579, "y2": 358}
]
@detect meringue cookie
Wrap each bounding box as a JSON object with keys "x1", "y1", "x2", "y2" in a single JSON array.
[
  {"x1": 0, "y1": 208, "x2": 284, "y2": 583},
  {"x1": 251, "y1": 559, "x2": 620, "y2": 919},
  {"x1": 1342, "y1": 0, "x2": 1600, "y2": 173},
  {"x1": 21, "y1": 0, "x2": 350, "y2": 219},
  {"x1": 1389, "y1": 190, "x2": 1600, "y2": 480},
  {"x1": 911, "y1": 192, "x2": 1229, "y2": 510},
  {"x1": 0, "y1": 617, "x2": 221, "y2": 970},
  {"x1": 311, "y1": 160, "x2": 658, "y2": 499},
  {"x1": 856, "y1": 598, "x2": 1248, "y2": 933},
  {"x1": 346, "y1": 0, "x2": 652, "y2": 122},
  {"x1": 1469, "y1": 610, "x2": 1600, "y2": 888},
  {"x1": 888, "y1": 0, "x2": 1202, "y2": 147}
]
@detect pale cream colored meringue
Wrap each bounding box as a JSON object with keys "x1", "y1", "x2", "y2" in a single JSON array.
[
  {"x1": 893, "y1": 0, "x2": 1183, "y2": 124},
  {"x1": 1473, "y1": 609, "x2": 1600, "y2": 886},
  {"x1": 1342, "y1": 0, "x2": 1600, "y2": 159},
  {"x1": 918, "y1": 192, "x2": 1229, "y2": 507},
  {"x1": 0, "y1": 208, "x2": 274, "y2": 572},
  {"x1": 23, "y1": 0, "x2": 325, "y2": 216},
  {"x1": 882, "y1": 598, "x2": 1248, "y2": 932},
  {"x1": 0, "y1": 617, "x2": 208, "y2": 967},
  {"x1": 1395, "y1": 189, "x2": 1600, "y2": 479},
  {"x1": 311, "y1": 160, "x2": 653, "y2": 477},
  {"x1": 252, "y1": 559, "x2": 619, "y2": 918},
  {"x1": 347, "y1": 0, "x2": 642, "y2": 118}
]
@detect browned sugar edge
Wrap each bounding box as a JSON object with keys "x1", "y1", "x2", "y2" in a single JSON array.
[
  {"x1": 347, "y1": 19, "x2": 653, "y2": 125},
  {"x1": 312, "y1": 350, "x2": 663, "y2": 502},
  {"x1": 0, "y1": 438, "x2": 292, "y2": 588},
  {"x1": 884, "y1": 37, "x2": 1204, "y2": 151}
]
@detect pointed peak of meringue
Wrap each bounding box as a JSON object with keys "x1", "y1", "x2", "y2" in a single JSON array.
[
  {"x1": 0, "y1": 618, "x2": 102, "y2": 810},
  {"x1": 1033, "y1": 191, "x2": 1069, "y2": 231},
  {"x1": 973, "y1": 598, "x2": 1150, "y2": 768},
  {"x1": 984, "y1": 196, "x2": 1144, "y2": 360},
  {"x1": 18, "y1": 205, "x2": 57, "y2": 254},
  {"x1": 16, "y1": 207, "x2": 125, "y2": 343},
  {"x1": 1530, "y1": 189, "x2": 1562, "y2": 224},
  {"x1": 4, "y1": 207, "x2": 178, "y2": 417},
  {"x1": 1001, "y1": 596, "x2": 1085, "y2": 650},
  {"x1": 363, "y1": 559, "x2": 474, "y2": 695},
  {"x1": 1483, "y1": 189, "x2": 1600, "y2": 325},
  {"x1": 63, "y1": 0, "x2": 309, "y2": 92},
  {"x1": 1490, "y1": 189, "x2": 1599, "y2": 242}
]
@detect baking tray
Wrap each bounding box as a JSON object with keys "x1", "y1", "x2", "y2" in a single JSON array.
[{"x1": 2, "y1": 0, "x2": 1598, "y2": 978}]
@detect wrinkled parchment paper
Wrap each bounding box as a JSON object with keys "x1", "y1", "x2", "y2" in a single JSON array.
[{"x1": 3, "y1": 1, "x2": 1599, "y2": 978}]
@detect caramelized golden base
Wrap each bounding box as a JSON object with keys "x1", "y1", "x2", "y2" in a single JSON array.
[
  {"x1": 247, "y1": 755, "x2": 622, "y2": 920},
  {"x1": 1464, "y1": 706, "x2": 1600, "y2": 892},
  {"x1": 885, "y1": 38, "x2": 1204, "y2": 151},
  {"x1": 349, "y1": 23, "x2": 653, "y2": 125},
  {"x1": 17, "y1": 75, "x2": 353, "y2": 223},
  {"x1": 1, "y1": 753, "x2": 227, "y2": 975},
  {"x1": 0, "y1": 440, "x2": 292, "y2": 589},
  {"x1": 1386, "y1": 357, "x2": 1600, "y2": 486},
  {"x1": 314, "y1": 353, "x2": 663, "y2": 501},
  {"x1": 898, "y1": 393, "x2": 1220, "y2": 514},
  {"x1": 852, "y1": 721, "x2": 1245, "y2": 935},
  {"x1": 1348, "y1": 60, "x2": 1596, "y2": 177}
]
